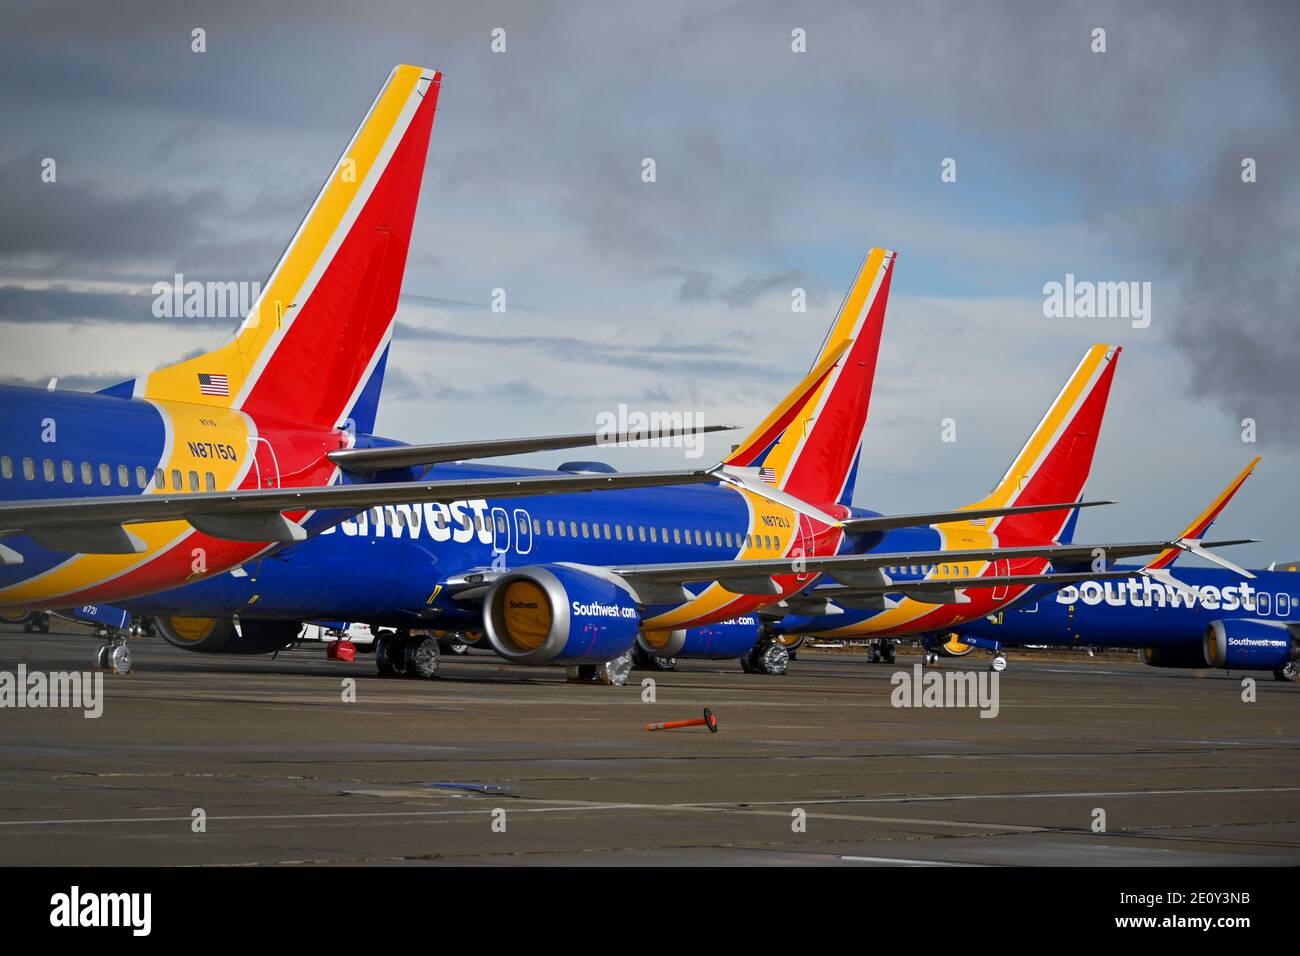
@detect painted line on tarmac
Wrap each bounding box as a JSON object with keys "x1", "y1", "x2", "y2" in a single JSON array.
[{"x1": 839, "y1": 855, "x2": 979, "y2": 866}]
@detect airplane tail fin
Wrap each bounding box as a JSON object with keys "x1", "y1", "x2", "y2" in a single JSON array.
[
  {"x1": 956, "y1": 344, "x2": 1120, "y2": 543},
  {"x1": 1144, "y1": 457, "x2": 1259, "y2": 571},
  {"x1": 122, "y1": 65, "x2": 440, "y2": 432},
  {"x1": 724, "y1": 248, "x2": 895, "y2": 507}
]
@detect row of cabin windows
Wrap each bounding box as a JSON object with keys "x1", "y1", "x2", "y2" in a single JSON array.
[
  {"x1": 883, "y1": 564, "x2": 973, "y2": 577},
  {"x1": 529, "y1": 515, "x2": 783, "y2": 550},
  {"x1": 0, "y1": 456, "x2": 217, "y2": 493}
]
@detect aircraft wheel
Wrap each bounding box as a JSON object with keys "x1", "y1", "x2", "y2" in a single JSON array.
[
  {"x1": 991, "y1": 653, "x2": 1008, "y2": 673},
  {"x1": 374, "y1": 631, "x2": 403, "y2": 676},
  {"x1": 924, "y1": 651, "x2": 939, "y2": 667},
  {"x1": 595, "y1": 649, "x2": 634, "y2": 686},
  {"x1": 881, "y1": 642, "x2": 896, "y2": 664},
  {"x1": 866, "y1": 644, "x2": 881, "y2": 664},
  {"x1": 757, "y1": 641, "x2": 790, "y2": 675},
  {"x1": 404, "y1": 635, "x2": 440, "y2": 679},
  {"x1": 108, "y1": 642, "x2": 132, "y2": 675},
  {"x1": 95, "y1": 643, "x2": 110, "y2": 669},
  {"x1": 1273, "y1": 661, "x2": 1299, "y2": 682},
  {"x1": 38, "y1": 622, "x2": 49, "y2": 633},
  {"x1": 448, "y1": 641, "x2": 470, "y2": 655},
  {"x1": 22, "y1": 620, "x2": 33, "y2": 633}
]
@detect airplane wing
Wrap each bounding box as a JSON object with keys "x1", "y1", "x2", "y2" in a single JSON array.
[
  {"x1": 0, "y1": 468, "x2": 717, "y2": 560},
  {"x1": 442, "y1": 538, "x2": 1254, "y2": 608},
  {"x1": 786, "y1": 569, "x2": 1137, "y2": 611},
  {"x1": 328, "y1": 425, "x2": 739, "y2": 473},
  {"x1": 840, "y1": 500, "x2": 1112, "y2": 536},
  {"x1": 595, "y1": 539, "x2": 1253, "y2": 600}
]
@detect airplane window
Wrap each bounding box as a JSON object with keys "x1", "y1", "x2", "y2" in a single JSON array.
[
  {"x1": 705, "y1": 530, "x2": 713, "y2": 546},
  {"x1": 649, "y1": 527, "x2": 657, "y2": 543},
  {"x1": 672, "y1": 528, "x2": 681, "y2": 544},
  {"x1": 766, "y1": 535, "x2": 774, "y2": 550},
  {"x1": 99, "y1": 463, "x2": 111, "y2": 486},
  {"x1": 546, "y1": 519, "x2": 554, "y2": 536},
  {"x1": 205, "y1": 472, "x2": 216, "y2": 492},
  {"x1": 188, "y1": 471, "x2": 199, "y2": 492},
  {"x1": 117, "y1": 464, "x2": 129, "y2": 487},
  {"x1": 582, "y1": 522, "x2": 590, "y2": 538},
  {"x1": 1277, "y1": 593, "x2": 1290, "y2": 617},
  {"x1": 0, "y1": 456, "x2": 10, "y2": 479},
  {"x1": 570, "y1": 521, "x2": 578, "y2": 537},
  {"x1": 62, "y1": 460, "x2": 74, "y2": 483},
  {"x1": 1257, "y1": 592, "x2": 1272, "y2": 616},
  {"x1": 661, "y1": 527, "x2": 668, "y2": 542},
  {"x1": 135, "y1": 466, "x2": 147, "y2": 489},
  {"x1": 371, "y1": 508, "x2": 382, "y2": 525},
  {"x1": 603, "y1": 523, "x2": 612, "y2": 539},
  {"x1": 23, "y1": 457, "x2": 34, "y2": 480},
  {"x1": 42, "y1": 459, "x2": 54, "y2": 481},
  {"x1": 171, "y1": 469, "x2": 182, "y2": 490},
  {"x1": 532, "y1": 518, "x2": 541, "y2": 536},
  {"x1": 80, "y1": 461, "x2": 92, "y2": 484},
  {"x1": 592, "y1": 523, "x2": 601, "y2": 539},
  {"x1": 434, "y1": 514, "x2": 448, "y2": 529},
  {"x1": 496, "y1": 515, "x2": 505, "y2": 534},
  {"x1": 557, "y1": 521, "x2": 566, "y2": 537},
  {"x1": 614, "y1": 524, "x2": 623, "y2": 541}
]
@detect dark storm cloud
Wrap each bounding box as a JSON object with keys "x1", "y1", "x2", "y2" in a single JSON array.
[{"x1": 0, "y1": 150, "x2": 226, "y2": 269}]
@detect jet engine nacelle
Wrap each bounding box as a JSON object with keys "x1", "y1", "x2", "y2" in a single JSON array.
[
  {"x1": 483, "y1": 564, "x2": 641, "y2": 665},
  {"x1": 639, "y1": 615, "x2": 762, "y2": 660},
  {"x1": 1204, "y1": 620, "x2": 1297, "y2": 671},
  {"x1": 155, "y1": 616, "x2": 301, "y2": 655}
]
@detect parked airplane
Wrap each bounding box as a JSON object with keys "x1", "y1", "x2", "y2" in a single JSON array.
[
  {"x1": 0, "y1": 65, "x2": 730, "y2": 648},
  {"x1": 765, "y1": 345, "x2": 1251, "y2": 669},
  {"x1": 121, "y1": 251, "x2": 1209, "y2": 683},
  {"x1": 953, "y1": 458, "x2": 1298, "y2": 681}
]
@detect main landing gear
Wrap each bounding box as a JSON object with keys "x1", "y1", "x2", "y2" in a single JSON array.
[
  {"x1": 1273, "y1": 660, "x2": 1299, "y2": 682},
  {"x1": 740, "y1": 637, "x2": 789, "y2": 675},
  {"x1": 567, "y1": 648, "x2": 635, "y2": 686},
  {"x1": 866, "y1": 640, "x2": 897, "y2": 665},
  {"x1": 632, "y1": 645, "x2": 678, "y2": 671},
  {"x1": 374, "y1": 628, "x2": 441, "y2": 679}
]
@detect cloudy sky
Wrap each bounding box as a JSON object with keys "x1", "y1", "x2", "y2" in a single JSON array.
[{"x1": 2, "y1": 0, "x2": 1297, "y2": 566}]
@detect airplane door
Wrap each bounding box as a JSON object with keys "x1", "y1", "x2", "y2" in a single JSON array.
[
  {"x1": 491, "y1": 506, "x2": 510, "y2": 554},
  {"x1": 248, "y1": 436, "x2": 281, "y2": 489},
  {"x1": 513, "y1": 508, "x2": 533, "y2": 555}
]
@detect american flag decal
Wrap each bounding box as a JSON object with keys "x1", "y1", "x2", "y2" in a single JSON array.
[
  {"x1": 757, "y1": 466, "x2": 777, "y2": 483},
  {"x1": 197, "y1": 373, "x2": 229, "y2": 396}
]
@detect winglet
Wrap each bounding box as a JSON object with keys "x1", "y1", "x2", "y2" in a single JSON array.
[{"x1": 1143, "y1": 457, "x2": 1259, "y2": 572}]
